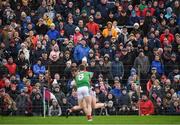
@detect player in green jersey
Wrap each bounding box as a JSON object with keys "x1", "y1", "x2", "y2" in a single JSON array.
[
  {"x1": 66, "y1": 67, "x2": 107, "y2": 120},
  {"x1": 75, "y1": 64, "x2": 93, "y2": 121}
]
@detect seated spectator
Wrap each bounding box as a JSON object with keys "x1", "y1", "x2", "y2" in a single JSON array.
[
  {"x1": 110, "y1": 78, "x2": 122, "y2": 98},
  {"x1": 147, "y1": 75, "x2": 156, "y2": 93},
  {"x1": 94, "y1": 84, "x2": 107, "y2": 103},
  {"x1": 48, "y1": 99, "x2": 62, "y2": 116},
  {"x1": 139, "y1": 93, "x2": 154, "y2": 116},
  {"x1": 47, "y1": 23, "x2": 59, "y2": 41},
  {"x1": 52, "y1": 84, "x2": 65, "y2": 106},
  {"x1": 49, "y1": 44, "x2": 60, "y2": 62},
  {"x1": 102, "y1": 21, "x2": 118, "y2": 39},
  {"x1": 33, "y1": 59, "x2": 46, "y2": 77},
  {"x1": 32, "y1": 93, "x2": 43, "y2": 116},
  {"x1": 61, "y1": 98, "x2": 71, "y2": 116},
  {"x1": 168, "y1": 65, "x2": 180, "y2": 81},
  {"x1": 0, "y1": 88, "x2": 17, "y2": 115},
  {"x1": 118, "y1": 88, "x2": 131, "y2": 112},
  {"x1": 151, "y1": 55, "x2": 164, "y2": 76},
  {"x1": 171, "y1": 75, "x2": 180, "y2": 92},
  {"x1": 106, "y1": 93, "x2": 117, "y2": 115}
]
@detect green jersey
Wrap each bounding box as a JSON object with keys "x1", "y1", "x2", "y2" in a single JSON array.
[{"x1": 75, "y1": 71, "x2": 93, "y2": 88}]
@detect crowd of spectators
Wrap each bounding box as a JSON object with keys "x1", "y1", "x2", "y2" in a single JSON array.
[{"x1": 0, "y1": 0, "x2": 180, "y2": 116}]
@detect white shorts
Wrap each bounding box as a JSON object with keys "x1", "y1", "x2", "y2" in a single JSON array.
[
  {"x1": 77, "y1": 86, "x2": 90, "y2": 101},
  {"x1": 90, "y1": 89, "x2": 96, "y2": 97}
]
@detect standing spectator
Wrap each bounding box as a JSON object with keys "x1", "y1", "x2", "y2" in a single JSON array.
[
  {"x1": 139, "y1": 94, "x2": 154, "y2": 116},
  {"x1": 160, "y1": 27, "x2": 174, "y2": 46},
  {"x1": 16, "y1": 51, "x2": 29, "y2": 79},
  {"x1": 73, "y1": 39, "x2": 90, "y2": 64},
  {"x1": 32, "y1": 59, "x2": 46, "y2": 77},
  {"x1": 49, "y1": 44, "x2": 60, "y2": 62},
  {"x1": 82, "y1": 0, "x2": 91, "y2": 16},
  {"x1": 96, "y1": 0, "x2": 109, "y2": 18},
  {"x1": 18, "y1": 43, "x2": 30, "y2": 61},
  {"x1": 8, "y1": 84, "x2": 19, "y2": 101},
  {"x1": 111, "y1": 55, "x2": 124, "y2": 80},
  {"x1": 87, "y1": 59, "x2": 101, "y2": 83},
  {"x1": 102, "y1": 21, "x2": 118, "y2": 39},
  {"x1": 4, "y1": 56, "x2": 17, "y2": 75},
  {"x1": 168, "y1": 65, "x2": 180, "y2": 81},
  {"x1": 86, "y1": 15, "x2": 99, "y2": 35},
  {"x1": 165, "y1": 53, "x2": 179, "y2": 74},
  {"x1": 32, "y1": 41, "x2": 45, "y2": 63},
  {"x1": 142, "y1": 1, "x2": 155, "y2": 17},
  {"x1": 37, "y1": 1, "x2": 47, "y2": 18},
  {"x1": 151, "y1": 55, "x2": 164, "y2": 76},
  {"x1": 15, "y1": 90, "x2": 29, "y2": 115},
  {"x1": 165, "y1": 7, "x2": 173, "y2": 20},
  {"x1": 64, "y1": 18, "x2": 76, "y2": 36},
  {"x1": 73, "y1": 27, "x2": 83, "y2": 45},
  {"x1": 139, "y1": 0, "x2": 147, "y2": 12},
  {"x1": 118, "y1": 26, "x2": 129, "y2": 45},
  {"x1": 100, "y1": 41, "x2": 113, "y2": 60},
  {"x1": 47, "y1": 23, "x2": 59, "y2": 41},
  {"x1": 103, "y1": 54, "x2": 113, "y2": 82},
  {"x1": 35, "y1": 18, "x2": 48, "y2": 35},
  {"x1": 173, "y1": 0, "x2": 180, "y2": 25},
  {"x1": 0, "y1": 88, "x2": 17, "y2": 115},
  {"x1": 134, "y1": 49, "x2": 150, "y2": 90}
]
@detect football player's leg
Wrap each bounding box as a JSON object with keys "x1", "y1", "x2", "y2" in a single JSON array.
[{"x1": 91, "y1": 96, "x2": 106, "y2": 109}]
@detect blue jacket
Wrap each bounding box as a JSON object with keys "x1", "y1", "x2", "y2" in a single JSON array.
[
  {"x1": 64, "y1": 24, "x2": 76, "y2": 36},
  {"x1": 73, "y1": 44, "x2": 90, "y2": 63},
  {"x1": 110, "y1": 88, "x2": 121, "y2": 98},
  {"x1": 33, "y1": 64, "x2": 46, "y2": 76},
  {"x1": 111, "y1": 61, "x2": 124, "y2": 78},
  {"x1": 151, "y1": 60, "x2": 164, "y2": 75},
  {"x1": 47, "y1": 29, "x2": 59, "y2": 41}
]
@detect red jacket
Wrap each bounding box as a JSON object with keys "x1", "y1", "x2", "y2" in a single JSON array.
[
  {"x1": 142, "y1": 8, "x2": 155, "y2": 16},
  {"x1": 160, "y1": 33, "x2": 174, "y2": 45},
  {"x1": 73, "y1": 32, "x2": 83, "y2": 45},
  {"x1": 146, "y1": 80, "x2": 153, "y2": 93},
  {"x1": 0, "y1": 79, "x2": 5, "y2": 89},
  {"x1": 4, "y1": 63, "x2": 17, "y2": 75},
  {"x1": 139, "y1": 99, "x2": 154, "y2": 115},
  {"x1": 86, "y1": 22, "x2": 99, "y2": 35}
]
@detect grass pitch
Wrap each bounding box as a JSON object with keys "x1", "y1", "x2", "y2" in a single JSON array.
[{"x1": 0, "y1": 116, "x2": 180, "y2": 124}]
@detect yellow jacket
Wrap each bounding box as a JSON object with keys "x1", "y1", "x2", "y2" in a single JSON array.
[{"x1": 102, "y1": 28, "x2": 118, "y2": 38}]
